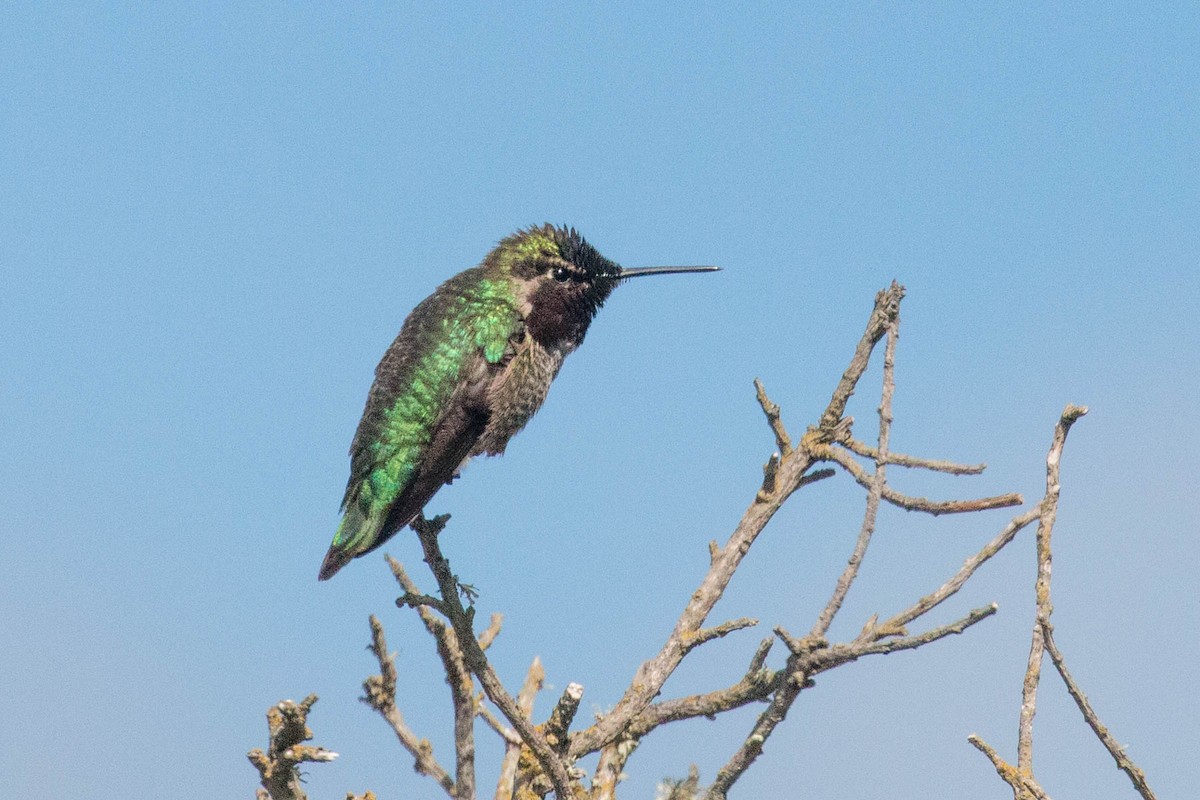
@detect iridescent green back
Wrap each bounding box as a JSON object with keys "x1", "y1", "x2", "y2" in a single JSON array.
[{"x1": 331, "y1": 267, "x2": 518, "y2": 552}]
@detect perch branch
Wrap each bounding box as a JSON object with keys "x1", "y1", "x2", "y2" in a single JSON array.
[
  {"x1": 386, "y1": 557, "x2": 478, "y2": 799},
  {"x1": 408, "y1": 514, "x2": 576, "y2": 799}
]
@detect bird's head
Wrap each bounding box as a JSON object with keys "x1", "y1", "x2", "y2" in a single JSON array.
[{"x1": 489, "y1": 224, "x2": 718, "y2": 351}]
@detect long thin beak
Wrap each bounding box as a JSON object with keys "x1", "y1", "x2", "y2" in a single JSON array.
[{"x1": 618, "y1": 265, "x2": 721, "y2": 279}]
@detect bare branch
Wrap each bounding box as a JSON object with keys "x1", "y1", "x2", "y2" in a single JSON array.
[
  {"x1": 248, "y1": 695, "x2": 340, "y2": 800},
  {"x1": 1019, "y1": 404, "x2": 1088, "y2": 772},
  {"x1": 386, "y1": 557, "x2": 477, "y2": 799},
  {"x1": 703, "y1": 662, "x2": 805, "y2": 799},
  {"x1": 1010, "y1": 404, "x2": 1153, "y2": 800},
  {"x1": 699, "y1": 600, "x2": 994, "y2": 800},
  {"x1": 838, "y1": 437, "x2": 986, "y2": 474},
  {"x1": 683, "y1": 617, "x2": 758, "y2": 654},
  {"x1": 757, "y1": 452, "x2": 780, "y2": 501},
  {"x1": 389, "y1": 556, "x2": 451, "y2": 621},
  {"x1": 569, "y1": 454, "x2": 817, "y2": 759},
  {"x1": 1042, "y1": 623, "x2": 1157, "y2": 800},
  {"x1": 811, "y1": 311, "x2": 900, "y2": 637},
  {"x1": 477, "y1": 697, "x2": 521, "y2": 746},
  {"x1": 882, "y1": 507, "x2": 1041, "y2": 632},
  {"x1": 821, "y1": 445, "x2": 1023, "y2": 514},
  {"x1": 967, "y1": 734, "x2": 1051, "y2": 800},
  {"x1": 361, "y1": 616, "x2": 456, "y2": 797},
  {"x1": 478, "y1": 613, "x2": 504, "y2": 651},
  {"x1": 754, "y1": 378, "x2": 792, "y2": 455},
  {"x1": 835, "y1": 604, "x2": 998, "y2": 660},
  {"x1": 409, "y1": 514, "x2": 575, "y2": 799},
  {"x1": 494, "y1": 657, "x2": 544, "y2": 800},
  {"x1": 626, "y1": 641, "x2": 778, "y2": 737},
  {"x1": 818, "y1": 281, "x2": 905, "y2": 432},
  {"x1": 544, "y1": 683, "x2": 585, "y2": 754},
  {"x1": 570, "y1": 285, "x2": 905, "y2": 761}
]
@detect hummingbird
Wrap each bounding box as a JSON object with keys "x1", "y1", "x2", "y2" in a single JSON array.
[{"x1": 319, "y1": 224, "x2": 718, "y2": 580}]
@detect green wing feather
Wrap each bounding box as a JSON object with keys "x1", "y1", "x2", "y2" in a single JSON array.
[{"x1": 319, "y1": 269, "x2": 518, "y2": 579}]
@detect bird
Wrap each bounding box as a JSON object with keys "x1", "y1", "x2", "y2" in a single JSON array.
[{"x1": 319, "y1": 224, "x2": 718, "y2": 580}]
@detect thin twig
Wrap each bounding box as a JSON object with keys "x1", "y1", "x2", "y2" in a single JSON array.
[
  {"x1": 361, "y1": 616, "x2": 456, "y2": 797},
  {"x1": 626, "y1": 639, "x2": 778, "y2": 737},
  {"x1": 824, "y1": 604, "x2": 998, "y2": 662},
  {"x1": 881, "y1": 507, "x2": 1041, "y2": 632},
  {"x1": 409, "y1": 515, "x2": 575, "y2": 799},
  {"x1": 703, "y1": 659, "x2": 805, "y2": 798},
  {"x1": 1042, "y1": 623, "x2": 1157, "y2": 800},
  {"x1": 478, "y1": 613, "x2": 504, "y2": 651},
  {"x1": 754, "y1": 377, "x2": 792, "y2": 455},
  {"x1": 386, "y1": 557, "x2": 477, "y2": 799},
  {"x1": 477, "y1": 697, "x2": 521, "y2": 746},
  {"x1": 817, "y1": 281, "x2": 905, "y2": 432},
  {"x1": 705, "y1": 601, "x2": 998, "y2": 800},
  {"x1": 967, "y1": 734, "x2": 1050, "y2": 800},
  {"x1": 248, "y1": 695, "x2": 339, "y2": 800},
  {"x1": 569, "y1": 284, "x2": 906, "y2": 761},
  {"x1": 821, "y1": 446, "x2": 1023, "y2": 514},
  {"x1": 494, "y1": 657, "x2": 544, "y2": 800},
  {"x1": 1019, "y1": 404, "x2": 1087, "y2": 772},
  {"x1": 684, "y1": 617, "x2": 759, "y2": 654},
  {"x1": 811, "y1": 311, "x2": 900, "y2": 637},
  {"x1": 838, "y1": 437, "x2": 987, "y2": 474}
]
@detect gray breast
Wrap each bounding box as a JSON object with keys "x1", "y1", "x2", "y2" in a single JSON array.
[{"x1": 474, "y1": 338, "x2": 567, "y2": 456}]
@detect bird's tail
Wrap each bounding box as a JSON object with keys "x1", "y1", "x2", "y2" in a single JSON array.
[{"x1": 318, "y1": 503, "x2": 383, "y2": 581}]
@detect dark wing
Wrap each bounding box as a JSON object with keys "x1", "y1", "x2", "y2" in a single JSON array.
[{"x1": 339, "y1": 267, "x2": 522, "y2": 550}]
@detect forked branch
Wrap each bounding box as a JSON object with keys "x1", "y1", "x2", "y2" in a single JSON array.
[{"x1": 971, "y1": 405, "x2": 1157, "y2": 800}]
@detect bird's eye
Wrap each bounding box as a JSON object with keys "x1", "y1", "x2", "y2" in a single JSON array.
[{"x1": 552, "y1": 267, "x2": 570, "y2": 283}]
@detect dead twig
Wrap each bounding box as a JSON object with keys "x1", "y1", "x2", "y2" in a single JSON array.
[
  {"x1": 387, "y1": 557, "x2": 480, "y2": 798},
  {"x1": 820, "y1": 446, "x2": 1023, "y2": 515},
  {"x1": 248, "y1": 695, "x2": 340, "y2": 800},
  {"x1": 1042, "y1": 623, "x2": 1157, "y2": 800},
  {"x1": 494, "y1": 657, "x2": 545, "y2": 800},
  {"x1": 838, "y1": 437, "x2": 986, "y2": 474},
  {"x1": 967, "y1": 734, "x2": 1050, "y2": 800},
  {"x1": 569, "y1": 283, "x2": 907, "y2": 763},
  {"x1": 361, "y1": 616, "x2": 456, "y2": 797},
  {"x1": 1019, "y1": 405, "x2": 1087, "y2": 773},
  {"x1": 811, "y1": 307, "x2": 900, "y2": 637},
  {"x1": 409, "y1": 514, "x2": 576, "y2": 800}
]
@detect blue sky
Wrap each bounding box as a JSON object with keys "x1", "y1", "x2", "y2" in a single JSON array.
[{"x1": 1, "y1": 4, "x2": 1195, "y2": 798}]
